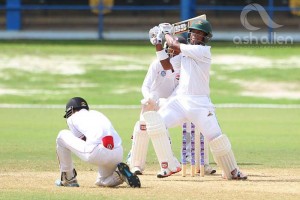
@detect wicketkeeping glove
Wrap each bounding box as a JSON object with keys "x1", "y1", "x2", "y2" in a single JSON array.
[{"x1": 159, "y1": 23, "x2": 174, "y2": 35}]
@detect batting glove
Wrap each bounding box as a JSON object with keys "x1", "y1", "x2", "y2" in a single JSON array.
[
  {"x1": 159, "y1": 23, "x2": 174, "y2": 35},
  {"x1": 149, "y1": 26, "x2": 162, "y2": 45}
]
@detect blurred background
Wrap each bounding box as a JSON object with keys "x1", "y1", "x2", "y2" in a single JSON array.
[{"x1": 0, "y1": 0, "x2": 299, "y2": 41}]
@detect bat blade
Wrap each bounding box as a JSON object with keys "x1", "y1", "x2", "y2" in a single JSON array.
[{"x1": 173, "y1": 14, "x2": 206, "y2": 34}]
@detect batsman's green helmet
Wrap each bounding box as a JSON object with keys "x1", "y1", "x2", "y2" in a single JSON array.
[{"x1": 189, "y1": 19, "x2": 213, "y2": 41}]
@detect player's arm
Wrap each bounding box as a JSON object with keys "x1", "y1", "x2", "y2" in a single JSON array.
[
  {"x1": 155, "y1": 44, "x2": 174, "y2": 71},
  {"x1": 164, "y1": 34, "x2": 181, "y2": 53},
  {"x1": 159, "y1": 23, "x2": 181, "y2": 53},
  {"x1": 158, "y1": 23, "x2": 183, "y2": 70},
  {"x1": 67, "y1": 117, "x2": 87, "y2": 141},
  {"x1": 149, "y1": 26, "x2": 173, "y2": 71},
  {"x1": 141, "y1": 61, "x2": 156, "y2": 99},
  {"x1": 140, "y1": 59, "x2": 159, "y2": 109}
]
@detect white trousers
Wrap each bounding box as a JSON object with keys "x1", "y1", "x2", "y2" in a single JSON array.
[
  {"x1": 56, "y1": 130, "x2": 123, "y2": 179},
  {"x1": 158, "y1": 95, "x2": 222, "y2": 142}
]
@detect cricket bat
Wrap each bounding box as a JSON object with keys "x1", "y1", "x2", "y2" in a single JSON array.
[{"x1": 173, "y1": 14, "x2": 206, "y2": 34}]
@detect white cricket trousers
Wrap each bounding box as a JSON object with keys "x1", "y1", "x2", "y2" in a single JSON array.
[
  {"x1": 56, "y1": 130, "x2": 123, "y2": 178},
  {"x1": 158, "y1": 95, "x2": 222, "y2": 142}
]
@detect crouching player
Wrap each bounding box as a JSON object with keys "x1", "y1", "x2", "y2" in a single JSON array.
[{"x1": 55, "y1": 97, "x2": 141, "y2": 187}]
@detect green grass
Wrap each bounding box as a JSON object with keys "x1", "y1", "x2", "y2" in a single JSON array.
[
  {"x1": 0, "y1": 40, "x2": 299, "y2": 171},
  {"x1": 0, "y1": 41, "x2": 300, "y2": 200},
  {"x1": 0, "y1": 40, "x2": 299, "y2": 105},
  {"x1": 0, "y1": 107, "x2": 299, "y2": 172}
]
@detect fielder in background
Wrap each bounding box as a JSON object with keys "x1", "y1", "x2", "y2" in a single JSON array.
[
  {"x1": 144, "y1": 18, "x2": 247, "y2": 180},
  {"x1": 55, "y1": 97, "x2": 141, "y2": 187},
  {"x1": 128, "y1": 36, "x2": 185, "y2": 177}
]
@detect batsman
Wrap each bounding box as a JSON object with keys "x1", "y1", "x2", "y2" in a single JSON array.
[{"x1": 144, "y1": 17, "x2": 248, "y2": 180}]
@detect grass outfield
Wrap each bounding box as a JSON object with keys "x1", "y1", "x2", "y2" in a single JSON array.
[
  {"x1": 0, "y1": 41, "x2": 300, "y2": 199},
  {"x1": 0, "y1": 41, "x2": 299, "y2": 105},
  {"x1": 0, "y1": 107, "x2": 300, "y2": 200},
  {"x1": 0, "y1": 107, "x2": 299, "y2": 171}
]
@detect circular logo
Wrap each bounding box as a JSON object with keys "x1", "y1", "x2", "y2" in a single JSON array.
[{"x1": 160, "y1": 71, "x2": 166, "y2": 77}]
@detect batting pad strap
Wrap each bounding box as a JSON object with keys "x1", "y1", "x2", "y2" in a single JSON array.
[
  {"x1": 142, "y1": 111, "x2": 165, "y2": 136},
  {"x1": 156, "y1": 49, "x2": 169, "y2": 61},
  {"x1": 210, "y1": 134, "x2": 238, "y2": 180},
  {"x1": 210, "y1": 134, "x2": 231, "y2": 157}
]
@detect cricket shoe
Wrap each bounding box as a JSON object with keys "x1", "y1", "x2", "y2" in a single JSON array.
[
  {"x1": 222, "y1": 169, "x2": 248, "y2": 180},
  {"x1": 95, "y1": 171, "x2": 124, "y2": 187},
  {"x1": 131, "y1": 166, "x2": 143, "y2": 175},
  {"x1": 55, "y1": 169, "x2": 79, "y2": 187},
  {"x1": 184, "y1": 154, "x2": 191, "y2": 164},
  {"x1": 157, "y1": 158, "x2": 182, "y2": 178},
  {"x1": 157, "y1": 166, "x2": 181, "y2": 178},
  {"x1": 196, "y1": 164, "x2": 216, "y2": 175},
  {"x1": 231, "y1": 169, "x2": 248, "y2": 180},
  {"x1": 117, "y1": 162, "x2": 141, "y2": 188},
  {"x1": 205, "y1": 164, "x2": 217, "y2": 175}
]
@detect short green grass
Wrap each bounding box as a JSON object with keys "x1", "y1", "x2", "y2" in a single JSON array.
[
  {"x1": 0, "y1": 41, "x2": 299, "y2": 105},
  {"x1": 0, "y1": 41, "x2": 300, "y2": 200},
  {"x1": 0, "y1": 40, "x2": 299, "y2": 171},
  {"x1": 0, "y1": 107, "x2": 299, "y2": 172}
]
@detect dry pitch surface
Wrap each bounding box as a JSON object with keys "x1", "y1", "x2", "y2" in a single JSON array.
[{"x1": 1, "y1": 168, "x2": 299, "y2": 200}]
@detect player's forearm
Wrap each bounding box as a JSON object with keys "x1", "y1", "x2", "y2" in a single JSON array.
[
  {"x1": 155, "y1": 44, "x2": 173, "y2": 71},
  {"x1": 165, "y1": 34, "x2": 180, "y2": 52},
  {"x1": 141, "y1": 86, "x2": 151, "y2": 99},
  {"x1": 155, "y1": 43, "x2": 163, "y2": 51}
]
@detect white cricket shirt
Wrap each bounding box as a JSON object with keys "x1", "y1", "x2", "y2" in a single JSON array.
[
  {"x1": 66, "y1": 109, "x2": 122, "y2": 148},
  {"x1": 142, "y1": 56, "x2": 181, "y2": 99},
  {"x1": 176, "y1": 44, "x2": 211, "y2": 96}
]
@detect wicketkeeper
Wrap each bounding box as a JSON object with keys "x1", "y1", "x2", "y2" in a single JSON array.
[{"x1": 127, "y1": 35, "x2": 186, "y2": 177}]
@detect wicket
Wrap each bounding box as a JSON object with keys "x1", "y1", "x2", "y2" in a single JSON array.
[{"x1": 181, "y1": 122, "x2": 205, "y2": 177}]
